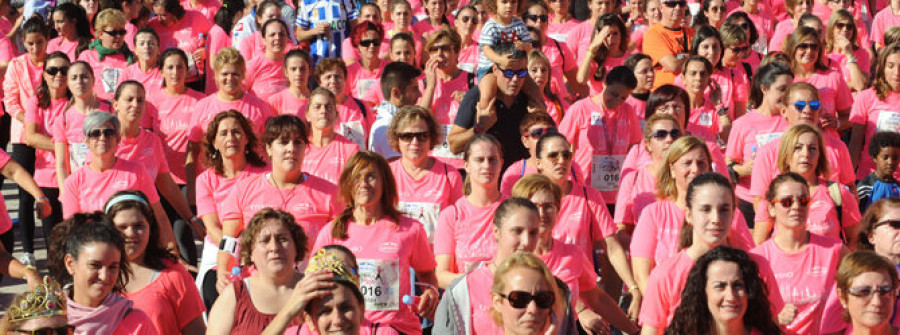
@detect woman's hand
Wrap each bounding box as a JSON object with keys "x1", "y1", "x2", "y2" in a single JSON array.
[
  {"x1": 589, "y1": 26, "x2": 611, "y2": 54},
  {"x1": 286, "y1": 270, "x2": 337, "y2": 315},
  {"x1": 835, "y1": 36, "x2": 853, "y2": 56},
  {"x1": 216, "y1": 269, "x2": 232, "y2": 293},
  {"x1": 627, "y1": 291, "x2": 641, "y2": 321},
  {"x1": 34, "y1": 197, "x2": 51, "y2": 219},
  {"x1": 416, "y1": 286, "x2": 440, "y2": 319},
  {"x1": 24, "y1": 269, "x2": 41, "y2": 289},
  {"x1": 778, "y1": 303, "x2": 798, "y2": 326},
  {"x1": 193, "y1": 48, "x2": 207, "y2": 66},
  {"x1": 578, "y1": 309, "x2": 611, "y2": 334},
  {"x1": 820, "y1": 112, "x2": 839, "y2": 130}
]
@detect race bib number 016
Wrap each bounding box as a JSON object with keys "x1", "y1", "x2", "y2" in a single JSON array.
[
  {"x1": 591, "y1": 155, "x2": 624, "y2": 191},
  {"x1": 358, "y1": 258, "x2": 401, "y2": 311}
]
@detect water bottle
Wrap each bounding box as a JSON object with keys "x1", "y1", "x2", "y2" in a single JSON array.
[
  {"x1": 402, "y1": 294, "x2": 421, "y2": 305},
  {"x1": 195, "y1": 33, "x2": 206, "y2": 76}
]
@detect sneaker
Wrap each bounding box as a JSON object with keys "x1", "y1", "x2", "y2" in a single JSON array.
[{"x1": 19, "y1": 252, "x2": 35, "y2": 267}]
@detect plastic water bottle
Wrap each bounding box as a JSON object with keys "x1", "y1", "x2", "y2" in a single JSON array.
[
  {"x1": 402, "y1": 294, "x2": 421, "y2": 305},
  {"x1": 196, "y1": 33, "x2": 206, "y2": 76},
  {"x1": 227, "y1": 266, "x2": 242, "y2": 282}
]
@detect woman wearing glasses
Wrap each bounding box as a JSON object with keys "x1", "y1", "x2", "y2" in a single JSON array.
[
  {"x1": 522, "y1": 1, "x2": 585, "y2": 102},
  {"x1": 849, "y1": 43, "x2": 900, "y2": 181},
  {"x1": 491, "y1": 252, "x2": 565, "y2": 335},
  {"x1": 835, "y1": 251, "x2": 899, "y2": 335},
  {"x1": 77, "y1": 9, "x2": 132, "y2": 101},
  {"x1": 500, "y1": 112, "x2": 558, "y2": 197},
  {"x1": 454, "y1": 5, "x2": 480, "y2": 73},
  {"x1": 388, "y1": 106, "x2": 463, "y2": 245},
  {"x1": 346, "y1": 22, "x2": 385, "y2": 101},
  {"x1": 750, "y1": 172, "x2": 846, "y2": 333},
  {"x1": 825, "y1": 10, "x2": 869, "y2": 94},
  {"x1": 242, "y1": 19, "x2": 292, "y2": 101},
  {"x1": 421, "y1": 29, "x2": 473, "y2": 169}
]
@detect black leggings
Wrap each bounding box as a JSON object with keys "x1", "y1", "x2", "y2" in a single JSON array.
[
  {"x1": 159, "y1": 185, "x2": 198, "y2": 266},
  {"x1": 201, "y1": 269, "x2": 219, "y2": 311},
  {"x1": 12, "y1": 144, "x2": 35, "y2": 253},
  {"x1": 37, "y1": 188, "x2": 64, "y2": 250}
]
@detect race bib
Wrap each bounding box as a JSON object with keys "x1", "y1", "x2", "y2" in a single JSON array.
[
  {"x1": 357, "y1": 79, "x2": 376, "y2": 99},
  {"x1": 340, "y1": 121, "x2": 366, "y2": 149},
  {"x1": 548, "y1": 33, "x2": 567, "y2": 42},
  {"x1": 101, "y1": 68, "x2": 121, "y2": 94},
  {"x1": 399, "y1": 202, "x2": 441, "y2": 243},
  {"x1": 755, "y1": 132, "x2": 783, "y2": 147},
  {"x1": 69, "y1": 143, "x2": 88, "y2": 170},
  {"x1": 431, "y1": 124, "x2": 463, "y2": 159},
  {"x1": 698, "y1": 112, "x2": 713, "y2": 126},
  {"x1": 590, "y1": 112, "x2": 604, "y2": 126},
  {"x1": 358, "y1": 258, "x2": 401, "y2": 311},
  {"x1": 590, "y1": 155, "x2": 624, "y2": 191},
  {"x1": 458, "y1": 63, "x2": 475, "y2": 73},
  {"x1": 876, "y1": 111, "x2": 900, "y2": 133}
]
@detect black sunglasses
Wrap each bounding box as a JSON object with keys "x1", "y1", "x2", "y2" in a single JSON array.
[
  {"x1": 649, "y1": 128, "x2": 682, "y2": 140},
  {"x1": 524, "y1": 14, "x2": 549, "y2": 22},
  {"x1": 796, "y1": 42, "x2": 819, "y2": 51},
  {"x1": 397, "y1": 131, "x2": 429, "y2": 142},
  {"x1": 87, "y1": 128, "x2": 117, "y2": 139},
  {"x1": 45, "y1": 66, "x2": 69, "y2": 76},
  {"x1": 833, "y1": 22, "x2": 853, "y2": 30},
  {"x1": 15, "y1": 326, "x2": 75, "y2": 335},
  {"x1": 103, "y1": 29, "x2": 127, "y2": 37},
  {"x1": 729, "y1": 45, "x2": 750, "y2": 53},
  {"x1": 770, "y1": 195, "x2": 811, "y2": 208},
  {"x1": 662, "y1": 0, "x2": 687, "y2": 7},
  {"x1": 458, "y1": 15, "x2": 478, "y2": 24},
  {"x1": 525, "y1": 127, "x2": 557, "y2": 139},
  {"x1": 498, "y1": 290, "x2": 555, "y2": 309},
  {"x1": 359, "y1": 39, "x2": 381, "y2": 48},
  {"x1": 875, "y1": 219, "x2": 900, "y2": 229},
  {"x1": 847, "y1": 285, "x2": 896, "y2": 300},
  {"x1": 429, "y1": 44, "x2": 453, "y2": 52},
  {"x1": 545, "y1": 150, "x2": 573, "y2": 162},
  {"x1": 496, "y1": 66, "x2": 528, "y2": 79},
  {"x1": 708, "y1": 5, "x2": 726, "y2": 11}
]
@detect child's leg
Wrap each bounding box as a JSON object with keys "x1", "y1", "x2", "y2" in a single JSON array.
[{"x1": 477, "y1": 72, "x2": 499, "y2": 110}]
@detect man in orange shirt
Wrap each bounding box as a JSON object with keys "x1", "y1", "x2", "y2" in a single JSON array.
[{"x1": 642, "y1": 0, "x2": 693, "y2": 89}]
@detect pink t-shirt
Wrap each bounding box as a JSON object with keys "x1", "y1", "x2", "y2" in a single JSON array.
[
  {"x1": 336, "y1": 97, "x2": 372, "y2": 149},
  {"x1": 686, "y1": 99, "x2": 720, "y2": 144},
  {"x1": 313, "y1": 217, "x2": 437, "y2": 335},
  {"x1": 458, "y1": 42, "x2": 479, "y2": 73},
  {"x1": 499, "y1": 159, "x2": 538, "y2": 198},
  {"x1": 794, "y1": 69, "x2": 853, "y2": 126},
  {"x1": 541, "y1": 40, "x2": 577, "y2": 100},
  {"x1": 236, "y1": 31, "x2": 264, "y2": 62},
  {"x1": 51, "y1": 103, "x2": 113, "y2": 144},
  {"x1": 768, "y1": 19, "x2": 794, "y2": 52},
  {"x1": 556, "y1": 184, "x2": 616, "y2": 257},
  {"x1": 560, "y1": 97, "x2": 641, "y2": 202},
  {"x1": 849, "y1": 88, "x2": 900, "y2": 180},
  {"x1": 631, "y1": 200, "x2": 755, "y2": 264},
  {"x1": 121, "y1": 262, "x2": 205, "y2": 335},
  {"x1": 148, "y1": 88, "x2": 206, "y2": 184},
  {"x1": 547, "y1": 19, "x2": 583, "y2": 44},
  {"x1": 620, "y1": 140, "x2": 653, "y2": 184},
  {"x1": 24, "y1": 97, "x2": 68, "y2": 188},
  {"x1": 46, "y1": 36, "x2": 80, "y2": 61},
  {"x1": 116, "y1": 130, "x2": 171, "y2": 180},
  {"x1": 638, "y1": 251, "x2": 696, "y2": 329},
  {"x1": 750, "y1": 234, "x2": 842, "y2": 335},
  {"x1": 195, "y1": 165, "x2": 266, "y2": 242},
  {"x1": 434, "y1": 196, "x2": 503, "y2": 273},
  {"x1": 243, "y1": 55, "x2": 289, "y2": 101},
  {"x1": 464, "y1": 263, "x2": 502, "y2": 335},
  {"x1": 827, "y1": 48, "x2": 871, "y2": 91},
  {"x1": 613, "y1": 164, "x2": 657, "y2": 225},
  {"x1": 181, "y1": 0, "x2": 220, "y2": 23},
  {"x1": 266, "y1": 89, "x2": 308, "y2": 116},
  {"x1": 188, "y1": 92, "x2": 273, "y2": 143},
  {"x1": 77, "y1": 50, "x2": 130, "y2": 101},
  {"x1": 221, "y1": 172, "x2": 341, "y2": 247},
  {"x1": 754, "y1": 178, "x2": 861, "y2": 239},
  {"x1": 3, "y1": 54, "x2": 43, "y2": 144},
  {"x1": 566, "y1": 20, "x2": 595, "y2": 60},
  {"x1": 581, "y1": 56, "x2": 627, "y2": 96},
  {"x1": 411, "y1": 20, "x2": 443, "y2": 37},
  {"x1": 205, "y1": 26, "x2": 231, "y2": 94},
  {"x1": 749, "y1": 134, "x2": 856, "y2": 200},
  {"x1": 870, "y1": 7, "x2": 900, "y2": 47},
  {"x1": 623, "y1": 95, "x2": 648, "y2": 123},
  {"x1": 61, "y1": 158, "x2": 161, "y2": 218},
  {"x1": 111, "y1": 306, "x2": 157, "y2": 335},
  {"x1": 429, "y1": 71, "x2": 473, "y2": 169},
  {"x1": 538, "y1": 239, "x2": 599, "y2": 311},
  {"x1": 725, "y1": 110, "x2": 788, "y2": 202},
  {"x1": 303, "y1": 134, "x2": 359, "y2": 185},
  {"x1": 0, "y1": 151, "x2": 13, "y2": 233},
  {"x1": 148, "y1": 10, "x2": 213, "y2": 70},
  {"x1": 346, "y1": 61, "x2": 385, "y2": 102},
  {"x1": 390, "y1": 159, "x2": 464, "y2": 243},
  {"x1": 121, "y1": 64, "x2": 164, "y2": 92}
]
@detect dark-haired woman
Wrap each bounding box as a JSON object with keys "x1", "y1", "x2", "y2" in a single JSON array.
[
  {"x1": 104, "y1": 191, "x2": 206, "y2": 334},
  {"x1": 577, "y1": 14, "x2": 628, "y2": 96},
  {"x1": 313, "y1": 151, "x2": 439, "y2": 335},
  {"x1": 266, "y1": 49, "x2": 312, "y2": 113},
  {"x1": 148, "y1": 0, "x2": 213, "y2": 90},
  {"x1": 234, "y1": 0, "x2": 287, "y2": 61},
  {"x1": 47, "y1": 3, "x2": 93, "y2": 61},
  {"x1": 665, "y1": 246, "x2": 783, "y2": 335},
  {"x1": 120, "y1": 28, "x2": 163, "y2": 92},
  {"x1": 243, "y1": 19, "x2": 294, "y2": 101},
  {"x1": 622, "y1": 53, "x2": 654, "y2": 125},
  {"x1": 47, "y1": 213, "x2": 157, "y2": 334},
  {"x1": 522, "y1": 1, "x2": 584, "y2": 102}
]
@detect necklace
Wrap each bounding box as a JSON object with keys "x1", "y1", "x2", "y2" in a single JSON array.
[{"x1": 268, "y1": 173, "x2": 303, "y2": 210}]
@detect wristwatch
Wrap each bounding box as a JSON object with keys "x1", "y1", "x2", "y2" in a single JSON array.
[
  {"x1": 847, "y1": 55, "x2": 858, "y2": 64},
  {"x1": 716, "y1": 107, "x2": 729, "y2": 116}
]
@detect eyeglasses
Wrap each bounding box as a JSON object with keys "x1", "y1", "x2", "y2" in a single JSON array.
[
  {"x1": 649, "y1": 128, "x2": 682, "y2": 140},
  {"x1": 458, "y1": 15, "x2": 478, "y2": 24},
  {"x1": 397, "y1": 131, "x2": 429, "y2": 142},
  {"x1": 429, "y1": 44, "x2": 453, "y2": 52},
  {"x1": 497, "y1": 290, "x2": 556, "y2": 309},
  {"x1": 103, "y1": 29, "x2": 127, "y2": 37},
  {"x1": 359, "y1": 39, "x2": 381, "y2": 48},
  {"x1": 524, "y1": 14, "x2": 549, "y2": 22},
  {"x1": 729, "y1": 45, "x2": 750, "y2": 53},
  {"x1": 496, "y1": 66, "x2": 528, "y2": 79},
  {"x1": 45, "y1": 66, "x2": 69, "y2": 76},
  {"x1": 770, "y1": 195, "x2": 811, "y2": 208},
  {"x1": 847, "y1": 285, "x2": 895, "y2": 300},
  {"x1": 544, "y1": 150, "x2": 573, "y2": 162},
  {"x1": 662, "y1": 0, "x2": 687, "y2": 7},
  {"x1": 833, "y1": 22, "x2": 852, "y2": 30},
  {"x1": 875, "y1": 219, "x2": 900, "y2": 229},
  {"x1": 15, "y1": 326, "x2": 75, "y2": 335},
  {"x1": 737, "y1": 22, "x2": 751, "y2": 30},
  {"x1": 793, "y1": 100, "x2": 821, "y2": 112},
  {"x1": 708, "y1": 5, "x2": 726, "y2": 12},
  {"x1": 87, "y1": 128, "x2": 116, "y2": 139},
  {"x1": 525, "y1": 127, "x2": 557, "y2": 139},
  {"x1": 796, "y1": 42, "x2": 819, "y2": 51}
]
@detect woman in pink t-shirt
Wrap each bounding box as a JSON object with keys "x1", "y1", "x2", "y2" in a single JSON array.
[
  {"x1": 412, "y1": 0, "x2": 449, "y2": 38},
  {"x1": 148, "y1": 0, "x2": 213, "y2": 90},
  {"x1": 454, "y1": 5, "x2": 480, "y2": 73},
  {"x1": 313, "y1": 58, "x2": 371, "y2": 150},
  {"x1": 767, "y1": 0, "x2": 812, "y2": 52},
  {"x1": 234, "y1": 0, "x2": 283, "y2": 62},
  {"x1": 526, "y1": 51, "x2": 570, "y2": 124},
  {"x1": 750, "y1": 172, "x2": 845, "y2": 334},
  {"x1": 47, "y1": 3, "x2": 93, "y2": 61},
  {"x1": 622, "y1": 54, "x2": 654, "y2": 123},
  {"x1": 825, "y1": 10, "x2": 870, "y2": 94},
  {"x1": 577, "y1": 14, "x2": 629, "y2": 97},
  {"x1": 833, "y1": 251, "x2": 899, "y2": 335},
  {"x1": 105, "y1": 191, "x2": 206, "y2": 334},
  {"x1": 681, "y1": 56, "x2": 727, "y2": 145},
  {"x1": 849, "y1": 44, "x2": 900, "y2": 181},
  {"x1": 121, "y1": 29, "x2": 163, "y2": 93},
  {"x1": 785, "y1": 27, "x2": 854, "y2": 135},
  {"x1": 207, "y1": 208, "x2": 308, "y2": 334},
  {"x1": 523, "y1": 2, "x2": 586, "y2": 102},
  {"x1": 435, "y1": 134, "x2": 505, "y2": 288},
  {"x1": 48, "y1": 214, "x2": 157, "y2": 334},
  {"x1": 341, "y1": 3, "x2": 385, "y2": 66},
  {"x1": 347, "y1": 22, "x2": 386, "y2": 101},
  {"x1": 491, "y1": 253, "x2": 565, "y2": 335},
  {"x1": 303, "y1": 88, "x2": 360, "y2": 185},
  {"x1": 513, "y1": 174, "x2": 641, "y2": 332},
  {"x1": 78, "y1": 9, "x2": 133, "y2": 101},
  {"x1": 664, "y1": 246, "x2": 783, "y2": 334},
  {"x1": 388, "y1": 106, "x2": 463, "y2": 244},
  {"x1": 267, "y1": 49, "x2": 312, "y2": 115},
  {"x1": 500, "y1": 112, "x2": 557, "y2": 197},
  {"x1": 313, "y1": 152, "x2": 439, "y2": 335},
  {"x1": 194, "y1": 110, "x2": 267, "y2": 307},
  {"x1": 243, "y1": 19, "x2": 291, "y2": 101}
]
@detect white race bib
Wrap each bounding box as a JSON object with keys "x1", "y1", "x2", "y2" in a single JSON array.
[
  {"x1": 548, "y1": 33, "x2": 567, "y2": 43},
  {"x1": 357, "y1": 79, "x2": 376, "y2": 99},
  {"x1": 358, "y1": 258, "x2": 401, "y2": 311},
  {"x1": 698, "y1": 112, "x2": 713, "y2": 126},
  {"x1": 590, "y1": 112, "x2": 604, "y2": 126},
  {"x1": 590, "y1": 155, "x2": 625, "y2": 191},
  {"x1": 876, "y1": 111, "x2": 900, "y2": 133},
  {"x1": 340, "y1": 121, "x2": 366, "y2": 149},
  {"x1": 69, "y1": 143, "x2": 88, "y2": 170},
  {"x1": 399, "y1": 202, "x2": 441, "y2": 243},
  {"x1": 101, "y1": 68, "x2": 121, "y2": 94},
  {"x1": 755, "y1": 132, "x2": 783, "y2": 147},
  {"x1": 431, "y1": 124, "x2": 463, "y2": 159}
]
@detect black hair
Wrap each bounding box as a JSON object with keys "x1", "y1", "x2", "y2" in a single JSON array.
[
  {"x1": 133, "y1": 27, "x2": 160, "y2": 48},
  {"x1": 678, "y1": 172, "x2": 734, "y2": 249},
  {"x1": 765, "y1": 172, "x2": 808, "y2": 202},
  {"x1": 104, "y1": 190, "x2": 176, "y2": 271},
  {"x1": 724, "y1": 11, "x2": 759, "y2": 44},
  {"x1": 37, "y1": 52, "x2": 72, "y2": 109},
  {"x1": 535, "y1": 133, "x2": 569, "y2": 159},
  {"x1": 748, "y1": 62, "x2": 794, "y2": 109},
  {"x1": 261, "y1": 17, "x2": 289, "y2": 36},
  {"x1": 869, "y1": 131, "x2": 900, "y2": 159},
  {"x1": 48, "y1": 212, "x2": 132, "y2": 293},
  {"x1": 22, "y1": 16, "x2": 51, "y2": 38},
  {"x1": 605, "y1": 65, "x2": 638, "y2": 89},
  {"x1": 263, "y1": 114, "x2": 310, "y2": 145},
  {"x1": 492, "y1": 41, "x2": 527, "y2": 60},
  {"x1": 114, "y1": 80, "x2": 145, "y2": 101},
  {"x1": 690, "y1": 25, "x2": 724, "y2": 69},
  {"x1": 158, "y1": 47, "x2": 189, "y2": 87},
  {"x1": 214, "y1": 0, "x2": 246, "y2": 32},
  {"x1": 152, "y1": 0, "x2": 186, "y2": 20},
  {"x1": 492, "y1": 197, "x2": 539, "y2": 227},
  {"x1": 51, "y1": 3, "x2": 93, "y2": 53},
  {"x1": 380, "y1": 61, "x2": 422, "y2": 99},
  {"x1": 646, "y1": 84, "x2": 691, "y2": 125}
]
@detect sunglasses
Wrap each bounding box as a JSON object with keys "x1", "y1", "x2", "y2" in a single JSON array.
[
  {"x1": 545, "y1": 150, "x2": 573, "y2": 162},
  {"x1": 496, "y1": 67, "x2": 528, "y2": 79},
  {"x1": 103, "y1": 29, "x2": 127, "y2": 37},
  {"x1": 15, "y1": 326, "x2": 75, "y2": 335},
  {"x1": 662, "y1": 0, "x2": 687, "y2": 7},
  {"x1": 875, "y1": 219, "x2": 900, "y2": 229},
  {"x1": 708, "y1": 5, "x2": 726, "y2": 11},
  {"x1": 793, "y1": 100, "x2": 821, "y2": 112},
  {"x1": 458, "y1": 15, "x2": 478, "y2": 24},
  {"x1": 359, "y1": 39, "x2": 381, "y2": 48},
  {"x1": 525, "y1": 127, "x2": 557, "y2": 139},
  {"x1": 397, "y1": 131, "x2": 429, "y2": 142},
  {"x1": 429, "y1": 44, "x2": 453, "y2": 52},
  {"x1": 847, "y1": 285, "x2": 895, "y2": 300},
  {"x1": 729, "y1": 45, "x2": 750, "y2": 53},
  {"x1": 833, "y1": 22, "x2": 852, "y2": 30},
  {"x1": 87, "y1": 128, "x2": 116, "y2": 139},
  {"x1": 649, "y1": 128, "x2": 682, "y2": 140},
  {"x1": 770, "y1": 195, "x2": 811, "y2": 208},
  {"x1": 524, "y1": 14, "x2": 549, "y2": 22},
  {"x1": 45, "y1": 66, "x2": 69, "y2": 76},
  {"x1": 498, "y1": 290, "x2": 555, "y2": 309},
  {"x1": 796, "y1": 42, "x2": 819, "y2": 51}
]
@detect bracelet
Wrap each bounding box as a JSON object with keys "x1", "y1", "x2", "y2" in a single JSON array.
[
  {"x1": 586, "y1": 51, "x2": 595, "y2": 59},
  {"x1": 37, "y1": 197, "x2": 48, "y2": 202}
]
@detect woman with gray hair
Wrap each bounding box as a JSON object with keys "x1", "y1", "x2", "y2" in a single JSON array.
[{"x1": 59, "y1": 111, "x2": 176, "y2": 249}]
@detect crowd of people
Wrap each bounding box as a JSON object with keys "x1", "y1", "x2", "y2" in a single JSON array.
[{"x1": 0, "y1": 0, "x2": 898, "y2": 332}]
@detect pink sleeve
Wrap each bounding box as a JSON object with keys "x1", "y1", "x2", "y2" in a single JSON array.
[
  {"x1": 733, "y1": 68, "x2": 750, "y2": 102},
  {"x1": 341, "y1": 38, "x2": 357, "y2": 63},
  {"x1": 557, "y1": 103, "x2": 581, "y2": 146},
  {"x1": 433, "y1": 205, "x2": 457, "y2": 255},
  {"x1": 750, "y1": 252, "x2": 785, "y2": 315},
  {"x1": 754, "y1": 199, "x2": 772, "y2": 224},
  {"x1": 560, "y1": 41, "x2": 577, "y2": 72},
  {"x1": 588, "y1": 190, "x2": 615, "y2": 240},
  {"x1": 614, "y1": 170, "x2": 637, "y2": 224},
  {"x1": 749, "y1": 146, "x2": 774, "y2": 198},
  {"x1": 194, "y1": 173, "x2": 216, "y2": 217},
  {"x1": 168, "y1": 265, "x2": 206, "y2": 327},
  {"x1": 62, "y1": 176, "x2": 79, "y2": 218},
  {"x1": 237, "y1": 35, "x2": 254, "y2": 60},
  {"x1": 849, "y1": 90, "x2": 871, "y2": 125},
  {"x1": 840, "y1": 185, "x2": 861, "y2": 228},
  {"x1": 630, "y1": 206, "x2": 658, "y2": 259},
  {"x1": 51, "y1": 116, "x2": 66, "y2": 143},
  {"x1": 311, "y1": 224, "x2": 336, "y2": 254},
  {"x1": 638, "y1": 270, "x2": 669, "y2": 328},
  {"x1": 23, "y1": 97, "x2": 39, "y2": 123},
  {"x1": 500, "y1": 167, "x2": 520, "y2": 198},
  {"x1": 835, "y1": 142, "x2": 856, "y2": 185},
  {"x1": 576, "y1": 252, "x2": 599, "y2": 292},
  {"x1": 0, "y1": 36, "x2": 15, "y2": 61},
  {"x1": 3, "y1": 60, "x2": 24, "y2": 119},
  {"x1": 138, "y1": 169, "x2": 161, "y2": 204},
  {"x1": 728, "y1": 211, "x2": 756, "y2": 250},
  {"x1": 409, "y1": 221, "x2": 438, "y2": 271},
  {"x1": 115, "y1": 307, "x2": 159, "y2": 334},
  {"x1": 833, "y1": 72, "x2": 853, "y2": 111},
  {"x1": 724, "y1": 123, "x2": 745, "y2": 160},
  {"x1": 220, "y1": 180, "x2": 243, "y2": 221}
]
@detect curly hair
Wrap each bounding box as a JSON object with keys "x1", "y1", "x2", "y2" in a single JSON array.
[
  {"x1": 47, "y1": 212, "x2": 132, "y2": 293},
  {"x1": 666, "y1": 246, "x2": 782, "y2": 335},
  {"x1": 212, "y1": 47, "x2": 246, "y2": 75},
  {"x1": 239, "y1": 208, "x2": 308, "y2": 266},
  {"x1": 203, "y1": 110, "x2": 267, "y2": 175}
]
